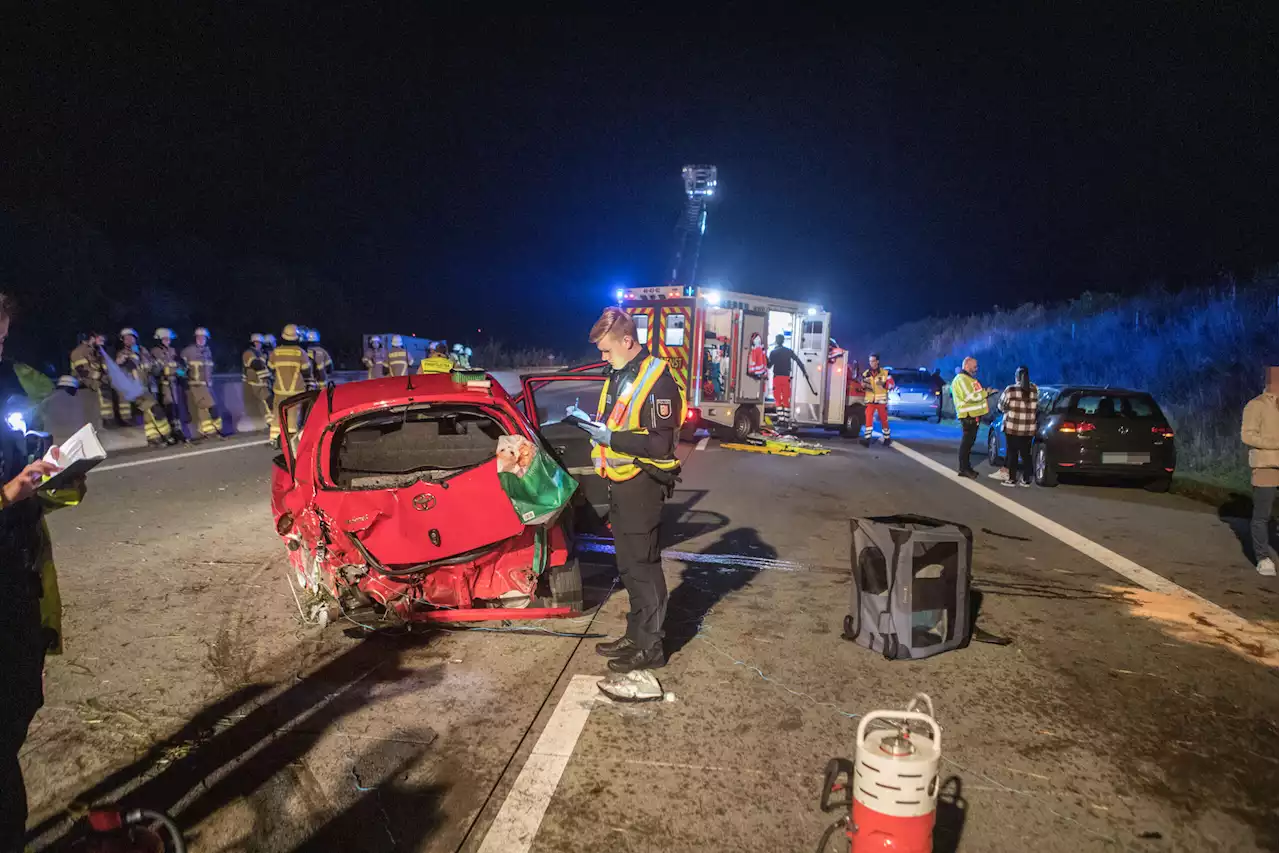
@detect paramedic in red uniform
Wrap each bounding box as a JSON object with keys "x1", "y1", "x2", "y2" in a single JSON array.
[
  {"x1": 578, "y1": 307, "x2": 684, "y2": 673},
  {"x1": 767, "y1": 334, "x2": 811, "y2": 421}
]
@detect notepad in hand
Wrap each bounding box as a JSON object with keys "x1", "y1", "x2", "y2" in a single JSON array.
[{"x1": 39, "y1": 423, "x2": 106, "y2": 491}]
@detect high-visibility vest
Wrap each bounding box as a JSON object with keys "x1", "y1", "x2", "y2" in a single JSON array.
[
  {"x1": 862, "y1": 368, "x2": 894, "y2": 403},
  {"x1": 388, "y1": 348, "x2": 411, "y2": 376},
  {"x1": 951, "y1": 372, "x2": 989, "y2": 418},
  {"x1": 418, "y1": 355, "x2": 453, "y2": 375},
  {"x1": 593, "y1": 355, "x2": 686, "y2": 482},
  {"x1": 747, "y1": 345, "x2": 768, "y2": 379},
  {"x1": 269, "y1": 344, "x2": 312, "y2": 396}
]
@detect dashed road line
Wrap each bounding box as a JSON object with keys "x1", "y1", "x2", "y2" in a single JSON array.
[
  {"x1": 477, "y1": 674, "x2": 598, "y2": 853},
  {"x1": 891, "y1": 440, "x2": 1277, "y2": 662},
  {"x1": 695, "y1": 435, "x2": 710, "y2": 451},
  {"x1": 96, "y1": 439, "x2": 270, "y2": 472}
]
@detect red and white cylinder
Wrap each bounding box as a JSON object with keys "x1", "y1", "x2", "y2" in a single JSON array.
[{"x1": 850, "y1": 704, "x2": 941, "y2": 852}]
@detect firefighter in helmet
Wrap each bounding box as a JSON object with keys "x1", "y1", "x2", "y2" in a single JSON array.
[
  {"x1": 180, "y1": 327, "x2": 220, "y2": 439},
  {"x1": 267, "y1": 324, "x2": 313, "y2": 447},
  {"x1": 450, "y1": 342, "x2": 465, "y2": 368},
  {"x1": 305, "y1": 329, "x2": 333, "y2": 389},
  {"x1": 363, "y1": 336, "x2": 388, "y2": 379},
  {"x1": 387, "y1": 334, "x2": 411, "y2": 377},
  {"x1": 69, "y1": 332, "x2": 115, "y2": 426},
  {"x1": 115, "y1": 328, "x2": 175, "y2": 445},
  {"x1": 151, "y1": 328, "x2": 185, "y2": 439},
  {"x1": 243, "y1": 333, "x2": 272, "y2": 428}
]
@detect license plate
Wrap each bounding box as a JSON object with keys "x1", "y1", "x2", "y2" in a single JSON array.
[{"x1": 1103, "y1": 452, "x2": 1150, "y2": 465}]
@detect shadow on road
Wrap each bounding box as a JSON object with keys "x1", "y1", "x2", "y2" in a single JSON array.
[
  {"x1": 664, "y1": 526, "x2": 778, "y2": 658},
  {"x1": 933, "y1": 776, "x2": 968, "y2": 853},
  {"x1": 35, "y1": 630, "x2": 448, "y2": 852}
]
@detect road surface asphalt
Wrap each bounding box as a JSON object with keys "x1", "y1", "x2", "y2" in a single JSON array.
[{"x1": 19, "y1": 417, "x2": 1278, "y2": 853}]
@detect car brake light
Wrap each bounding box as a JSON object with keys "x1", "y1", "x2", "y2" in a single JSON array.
[
  {"x1": 1059, "y1": 421, "x2": 1095, "y2": 434},
  {"x1": 1152, "y1": 426, "x2": 1175, "y2": 438},
  {"x1": 685, "y1": 407, "x2": 701, "y2": 425}
]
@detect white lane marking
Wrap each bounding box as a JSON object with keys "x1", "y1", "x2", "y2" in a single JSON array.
[
  {"x1": 695, "y1": 435, "x2": 710, "y2": 451},
  {"x1": 576, "y1": 538, "x2": 807, "y2": 572},
  {"x1": 891, "y1": 440, "x2": 1274, "y2": 650},
  {"x1": 478, "y1": 674, "x2": 598, "y2": 853},
  {"x1": 96, "y1": 440, "x2": 270, "y2": 472}
]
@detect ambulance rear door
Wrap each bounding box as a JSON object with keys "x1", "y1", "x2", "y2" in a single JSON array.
[
  {"x1": 790, "y1": 313, "x2": 830, "y2": 425},
  {"x1": 734, "y1": 310, "x2": 766, "y2": 404}
]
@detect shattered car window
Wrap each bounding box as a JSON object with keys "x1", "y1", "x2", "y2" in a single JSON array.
[{"x1": 330, "y1": 405, "x2": 506, "y2": 489}]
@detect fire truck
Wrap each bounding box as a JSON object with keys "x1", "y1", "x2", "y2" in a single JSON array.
[{"x1": 618, "y1": 286, "x2": 864, "y2": 439}]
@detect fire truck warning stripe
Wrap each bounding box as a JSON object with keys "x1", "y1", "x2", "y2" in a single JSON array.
[
  {"x1": 890, "y1": 440, "x2": 1278, "y2": 667},
  {"x1": 476, "y1": 674, "x2": 599, "y2": 853}
]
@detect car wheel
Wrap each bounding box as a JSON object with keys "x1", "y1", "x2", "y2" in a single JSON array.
[
  {"x1": 986, "y1": 429, "x2": 1001, "y2": 466},
  {"x1": 1034, "y1": 444, "x2": 1057, "y2": 487},
  {"x1": 1144, "y1": 476, "x2": 1172, "y2": 493},
  {"x1": 843, "y1": 405, "x2": 864, "y2": 439},
  {"x1": 546, "y1": 557, "x2": 583, "y2": 611},
  {"x1": 732, "y1": 405, "x2": 757, "y2": 440}
]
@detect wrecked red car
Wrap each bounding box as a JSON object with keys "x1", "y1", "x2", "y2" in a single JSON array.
[{"x1": 270, "y1": 370, "x2": 611, "y2": 625}]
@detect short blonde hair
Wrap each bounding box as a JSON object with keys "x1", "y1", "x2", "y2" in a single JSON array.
[{"x1": 589, "y1": 307, "x2": 636, "y2": 344}]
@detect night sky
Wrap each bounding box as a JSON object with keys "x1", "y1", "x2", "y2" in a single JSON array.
[{"x1": 1, "y1": 6, "x2": 1274, "y2": 352}]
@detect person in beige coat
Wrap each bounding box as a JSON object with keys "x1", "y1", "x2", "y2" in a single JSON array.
[{"x1": 1241, "y1": 366, "x2": 1278, "y2": 576}]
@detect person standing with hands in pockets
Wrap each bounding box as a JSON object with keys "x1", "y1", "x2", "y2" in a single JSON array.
[{"x1": 571, "y1": 307, "x2": 685, "y2": 674}]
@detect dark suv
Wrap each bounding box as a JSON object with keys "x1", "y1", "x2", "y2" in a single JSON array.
[{"x1": 987, "y1": 385, "x2": 1176, "y2": 491}]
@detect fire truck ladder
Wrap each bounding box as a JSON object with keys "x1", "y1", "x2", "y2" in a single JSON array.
[{"x1": 667, "y1": 164, "x2": 717, "y2": 288}]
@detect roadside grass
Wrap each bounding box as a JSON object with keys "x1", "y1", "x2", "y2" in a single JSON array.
[{"x1": 870, "y1": 277, "x2": 1279, "y2": 498}]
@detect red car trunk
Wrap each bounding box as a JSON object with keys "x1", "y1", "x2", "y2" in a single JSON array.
[{"x1": 314, "y1": 458, "x2": 524, "y2": 567}]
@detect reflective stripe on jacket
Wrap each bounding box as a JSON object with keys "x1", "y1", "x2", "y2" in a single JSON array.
[
  {"x1": 593, "y1": 355, "x2": 684, "y2": 482},
  {"x1": 181, "y1": 344, "x2": 215, "y2": 385},
  {"x1": 861, "y1": 368, "x2": 895, "y2": 403},
  {"x1": 951, "y1": 372, "x2": 989, "y2": 419},
  {"x1": 388, "y1": 348, "x2": 411, "y2": 376},
  {"x1": 269, "y1": 345, "x2": 312, "y2": 395}
]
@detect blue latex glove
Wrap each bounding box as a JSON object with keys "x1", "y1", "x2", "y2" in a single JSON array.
[
  {"x1": 581, "y1": 421, "x2": 612, "y2": 447},
  {"x1": 564, "y1": 405, "x2": 593, "y2": 423}
]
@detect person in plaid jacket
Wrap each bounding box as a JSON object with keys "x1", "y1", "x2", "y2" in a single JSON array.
[{"x1": 998, "y1": 366, "x2": 1039, "y2": 486}]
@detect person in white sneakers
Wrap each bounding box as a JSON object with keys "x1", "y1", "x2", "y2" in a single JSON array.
[{"x1": 1242, "y1": 366, "x2": 1278, "y2": 576}]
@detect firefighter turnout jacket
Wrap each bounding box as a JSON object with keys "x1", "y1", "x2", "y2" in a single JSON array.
[
  {"x1": 307, "y1": 345, "x2": 333, "y2": 387},
  {"x1": 243, "y1": 346, "x2": 269, "y2": 386},
  {"x1": 269, "y1": 343, "x2": 313, "y2": 396},
  {"x1": 180, "y1": 343, "x2": 215, "y2": 387},
  {"x1": 363, "y1": 347, "x2": 389, "y2": 379},
  {"x1": 69, "y1": 342, "x2": 104, "y2": 389},
  {"x1": 388, "y1": 346, "x2": 411, "y2": 376},
  {"x1": 861, "y1": 367, "x2": 895, "y2": 403},
  {"x1": 593, "y1": 348, "x2": 686, "y2": 483}
]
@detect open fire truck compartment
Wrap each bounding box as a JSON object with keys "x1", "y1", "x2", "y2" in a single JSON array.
[{"x1": 619, "y1": 285, "x2": 854, "y2": 437}]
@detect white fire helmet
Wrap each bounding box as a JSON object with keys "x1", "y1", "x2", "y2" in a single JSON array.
[
  {"x1": 369, "y1": 336, "x2": 383, "y2": 347},
  {"x1": 391, "y1": 334, "x2": 403, "y2": 347},
  {"x1": 120, "y1": 327, "x2": 138, "y2": 340},
  {"x1": 250, "y1": 333, "x2": 264, "y2": 344},
  {"x1": 154, "y1": 327, "x2": 174, "y2": 342},
  {"x1": 194, "y1": 327, "x2": 210, "y2": 340},
  {"x1": 453, "y1": 343, "x2": 464, "y2": 353}
]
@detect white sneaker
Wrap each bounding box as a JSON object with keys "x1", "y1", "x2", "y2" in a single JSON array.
[
  {"x1": 988, "y1": 469, "x2": 1008, "y2": 480},
  {"x1": 999, "y1": 480, "x2": 1017, "y2": 488},
  {"x1": 1257, "y1": 558, "x2": 1277, "y2": 577}
]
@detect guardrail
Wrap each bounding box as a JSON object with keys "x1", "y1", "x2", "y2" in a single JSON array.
[{"x1": 41, "y1": 367, "x2": 566, "y2": 452}]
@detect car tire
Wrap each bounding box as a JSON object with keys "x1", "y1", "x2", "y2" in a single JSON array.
[
  {"x1": 1144, "y1": 476, "x2": 1172, "y2": 493},
  {"x1": 546, "y1": 557, "x2": 583, "y2": 611},
  {"x1": 1034, "y1": 443, "x2": 1058, "y2": 487},
  {"x1": 732, "y1": 405, "x2": 758, "y2": 441},
  {"x1": 986, "y1": 429, "x2": 1002, "y2": 467},
  {"x1": 842, "y1": 404, "x2": 865, "y2": 439}
]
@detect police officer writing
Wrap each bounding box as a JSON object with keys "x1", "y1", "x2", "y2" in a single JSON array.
[{"x1": 575, "y1": 307, "x2": 684, "y2": 673}]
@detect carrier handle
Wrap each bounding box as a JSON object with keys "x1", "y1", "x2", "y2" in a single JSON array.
[{"x1": 857, "y1": 710, "x2": 942, "y2": 754}]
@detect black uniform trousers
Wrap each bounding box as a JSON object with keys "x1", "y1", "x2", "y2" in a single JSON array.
[
  {"x1": 0, "y1": 585, "x2": 45, "y2": 851},
  {"x1": 958, "y1": 417, "x2": 981, "y2": 473},
  {"x1": 609, "y1": 473, "x2": 667, "y2": 652}
]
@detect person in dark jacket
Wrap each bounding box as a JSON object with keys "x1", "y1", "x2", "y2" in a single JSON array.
[
  {"x1": 767, "y1": 334, "x2": 812, "y2": 423},
  {"x1": 0, "y1": 295, "x2": 83, "y2": 850}
]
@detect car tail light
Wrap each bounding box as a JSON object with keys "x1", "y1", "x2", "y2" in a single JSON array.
[
  {"x1": 1059, "y1": 421, "x2": 1096, "y2": 434},
  {"x1": 685, "y1": 407, "x2": 701, "y2": 425},
  {"x1": 1152, "y1": 425, "x2": 1175, "y2": 438}
]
